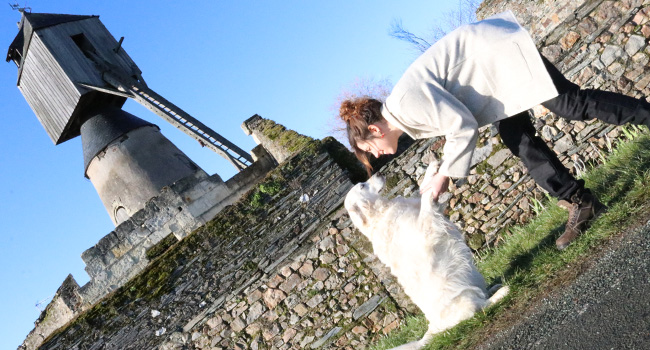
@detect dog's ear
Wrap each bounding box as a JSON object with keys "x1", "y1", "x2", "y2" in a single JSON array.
[{"x1": 347, "y1": 202, "x2": 369, "y2": 227}]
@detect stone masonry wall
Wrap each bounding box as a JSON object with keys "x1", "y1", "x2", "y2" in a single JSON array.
[
  {"x1": 476, "y1": 0, "x2": 590, "y2": 42},
  {"x1": 20, "y1": 144, "x2": 276, "y2": 350},
  {"x1": 36, "y1": 136, "x2": 418, "y2": 350},
  {"x1": 79, "y1": 149, "x2": 276, "y2": 306}
]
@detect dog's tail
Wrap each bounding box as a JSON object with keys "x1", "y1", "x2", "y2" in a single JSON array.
[{"x1": 485, "y1": 284, "x2": 510, "y2": 307}]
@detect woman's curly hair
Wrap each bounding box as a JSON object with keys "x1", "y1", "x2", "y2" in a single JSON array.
[{"x1": 339, "y1": 97, "x2": 384, "y2": 176}]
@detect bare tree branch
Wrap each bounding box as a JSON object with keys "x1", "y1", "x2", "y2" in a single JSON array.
[
  {"x1": 389, "y1": 19, "x2": 432, "y2": 54},
  {"x1": 390, "y1": 0, "x2": 480, "y2": 53}
]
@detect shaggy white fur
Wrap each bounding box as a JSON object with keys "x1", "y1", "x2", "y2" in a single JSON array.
[{"x1": 344, "y1": 163, "x2": 508, "y2": 350}]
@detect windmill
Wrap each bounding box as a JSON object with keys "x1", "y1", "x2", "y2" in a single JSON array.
[{"x1": 7, "y1": 12, "x2": 253, "y2": 225}]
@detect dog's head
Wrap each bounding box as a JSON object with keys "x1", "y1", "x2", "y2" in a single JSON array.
[{"x1": 344, "y1": 174, "x2": 386, "y2": 230}]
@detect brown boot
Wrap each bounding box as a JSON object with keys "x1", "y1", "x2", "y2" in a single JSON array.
[{"x1": 556, "y1": 189, "x2": 607, "y2": 250}]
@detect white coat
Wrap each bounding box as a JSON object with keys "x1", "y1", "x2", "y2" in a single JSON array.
[{"x1": 381, "y1": 11, "x2": 558, "y2": 178}]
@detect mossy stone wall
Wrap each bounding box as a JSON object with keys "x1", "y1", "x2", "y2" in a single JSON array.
[{"x1": 36, "y1": 140, "x2": 416, "y2": 350}]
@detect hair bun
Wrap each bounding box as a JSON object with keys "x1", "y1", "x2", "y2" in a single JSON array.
[{"x1": 339, "y1": 99, "x2": 358, "y2": 123}]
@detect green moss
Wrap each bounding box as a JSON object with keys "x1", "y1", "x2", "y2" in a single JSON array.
[
  {"x1": 382, "y1": 299, "x2": 398, "y2": 313},
  {"x1": 258, "y1": 118, "x2": 315, "y2": 155},
  {"x1": 384, "y1": 174, "x2": 401, "y2": 193},
  {"x1": 467, "y1": 233, "x2": 485, "y2": 251},
  {"x1": 473, "y1": 143, "x2": 506, "y2": 175},
  {"x1": 145, "y1": 234, "x2": 179, "y2": 260},
  {"x1": 259, "y1": 180, "x2": 282, "y2": 196},
  {"x1": 249, "y1": 191, "x2": 264, "y2": 209},
  {"x1": 302, "y1": 139, "x2": 323, "y2": 156},
  {"x1": 280, "y1": 130, "x2": 312, "y2": 152},
  {"x1": 474, "y1": 161, "x2": 489, "y2": 175},
  {"x1": 246, "y1": 176, "x2": 289, "y2": 210},
  {"x1": 243, "y1": 260, "x2": 258, "y2": 272},
  {"x1": 259, "y1": 120, "x2": 286, "y2": 141}
]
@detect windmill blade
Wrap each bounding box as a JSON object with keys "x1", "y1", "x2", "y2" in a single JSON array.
[
  {"x1": 76, "y1": 46, "x2": 253, "y2": 171},
  {"x1": 102, "y1": 70, "x2": 253, "y2": 171}
]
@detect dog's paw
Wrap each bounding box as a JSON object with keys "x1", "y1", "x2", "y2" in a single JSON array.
[
  {"x1": 423, "y1": 161, "x2": 440, "y2": 182},
  {"x1": 487, "y1": 285, "x2": 509, "y2": 305},
  {"x1": 419, "y1": 161, "x2": 441, "y2": 196}
]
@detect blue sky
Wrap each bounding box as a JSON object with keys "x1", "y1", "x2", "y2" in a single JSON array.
[{"x1": 0, "y1": 1, "x2": 464, "y2": 348}]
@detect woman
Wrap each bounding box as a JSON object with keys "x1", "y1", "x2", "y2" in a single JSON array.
[{"x1": 340, "y1": 11, "x2": 650, "y2": 250}]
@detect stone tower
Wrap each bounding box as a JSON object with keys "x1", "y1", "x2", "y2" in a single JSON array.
[{"x1": 80, "y1": 106, "x2": 205, "y2": 225}]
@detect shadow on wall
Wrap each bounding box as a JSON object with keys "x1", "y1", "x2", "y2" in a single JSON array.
[{"x1": 369, "y1": 133, "x2": 416, "y2": 175}]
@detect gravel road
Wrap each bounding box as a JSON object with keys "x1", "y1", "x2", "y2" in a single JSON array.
[{"x1": 476, "y1": 220, "x2": 650, "y2": 350}]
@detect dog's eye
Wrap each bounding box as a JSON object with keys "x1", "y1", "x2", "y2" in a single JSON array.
[{"x1": 360, "y1": 183, "x2": 366, "y2": 189}]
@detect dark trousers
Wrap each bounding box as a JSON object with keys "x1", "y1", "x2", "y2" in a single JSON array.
[{"x1": 495, "y1": 56, "x2": 650, "y2": 200}]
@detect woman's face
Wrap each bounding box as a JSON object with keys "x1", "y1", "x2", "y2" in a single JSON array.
[{"x1": 356, "y1": 123, "x2": 400, "y2": 158}]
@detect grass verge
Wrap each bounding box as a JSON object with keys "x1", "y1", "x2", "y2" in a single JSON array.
[{"x1": 368, "y1": 131, "x2": 650, "y2": 350}]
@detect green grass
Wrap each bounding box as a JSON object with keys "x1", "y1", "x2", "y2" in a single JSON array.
[{"x1": 368, "y1": 131, "x2": 650, "y2": 350}]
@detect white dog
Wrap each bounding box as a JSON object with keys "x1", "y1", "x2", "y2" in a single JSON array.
[{"x1": 344, "y1": 163, "x2": 508, "y2": 350}]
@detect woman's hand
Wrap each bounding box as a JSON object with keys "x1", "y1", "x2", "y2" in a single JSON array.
[{"x1": 419, "y1": 172, "x2": 450, "y2": 201}]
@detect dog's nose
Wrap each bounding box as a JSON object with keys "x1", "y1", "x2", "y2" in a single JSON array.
[{"x1": 375, "y1": 173, "x2": 385, "y2": 182}]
